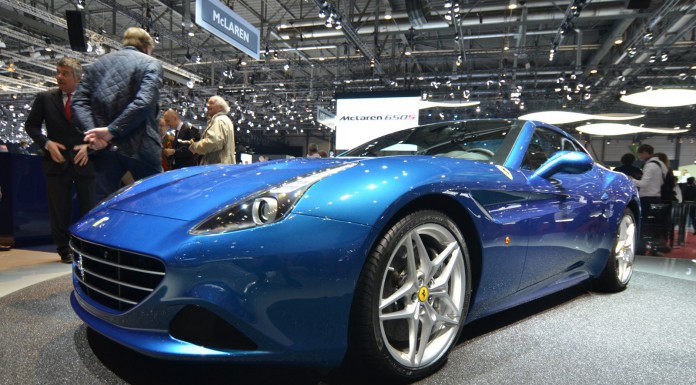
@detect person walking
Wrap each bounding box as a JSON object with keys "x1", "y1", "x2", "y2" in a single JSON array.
[
  {"x1": 24, "y1": 57, "x2": 95, "y2": 263},
  {"x1": 307, "y1": 143, "x2": 321, "y2": 158},
  {"x1": 632, "y1": 144, "x2": 671, "y2": 254},
  {"x1": 162, "y1": 109, "x2": 200, "y2": 168},
  {"x1": 72, "y1": 27, "x2": 164, "y2": 201},
  {"x1": 189, "y1": 96, "x2": 236, "y2": 165},
  {"x1": 681, "y1": 177, "x2": 696, "y2": 234},
  {"x1": 614, "y1": 153, "x2": 642, "y2": 179}
]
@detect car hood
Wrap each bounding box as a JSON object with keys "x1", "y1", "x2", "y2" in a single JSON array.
[{"x1": 98, "y1": 158, "x2": 358, "y2": 221}]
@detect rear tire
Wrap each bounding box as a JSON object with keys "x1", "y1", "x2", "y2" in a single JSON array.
[
  {"x1": 593, "y1": 208, "x2": 636, "y2": 292},
  {"x1": 349, "y1": 210, "x2": 471, "y2": 382}
]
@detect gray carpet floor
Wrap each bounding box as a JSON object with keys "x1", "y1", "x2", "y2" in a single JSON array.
[{"x1": 0, "y1": 272, "x2": 694, "y2": 384}]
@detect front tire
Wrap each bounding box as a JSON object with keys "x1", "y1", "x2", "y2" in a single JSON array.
[
  {"x1": 593, "y1": 208, "x2": 636, "y2": 292},
  {"x1": 350, "y1": 210, "x2": 471, "y2": 382}
]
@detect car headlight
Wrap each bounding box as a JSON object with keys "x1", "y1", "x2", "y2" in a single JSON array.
[{"x1": 190, "y1": 162, "x2": 357, "y2": 234}]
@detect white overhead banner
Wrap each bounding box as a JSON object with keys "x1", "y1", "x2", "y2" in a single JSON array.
[
  {"x1": 316, "y1": 106, "x2": 336, "y2": 129},
  {"x1": 195, "y1": 0, "x2": 260, "y2": 59},
  {"x1": 335, "y1": 93, "x2": 420, "y2": 150}
]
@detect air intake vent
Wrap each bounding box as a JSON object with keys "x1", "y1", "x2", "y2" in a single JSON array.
[
  {"x1": 170, "y1": 306, "x2": 258, "y2": 351},
  {"x1": 70, "y1": 236, "x2": 166, "y2": 312}
]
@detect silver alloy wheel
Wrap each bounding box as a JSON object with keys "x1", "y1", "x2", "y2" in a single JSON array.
[
  {"x1": 378, "y1": 222, "x2": 466, "y2": 368},
  {"x1": 614, "y1": 213, "x2": 636, "y2": 284}
]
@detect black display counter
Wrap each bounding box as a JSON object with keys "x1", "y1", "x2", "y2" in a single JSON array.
[{"x1": 0, "y1": 152, "x2": 52, "y2": 247}]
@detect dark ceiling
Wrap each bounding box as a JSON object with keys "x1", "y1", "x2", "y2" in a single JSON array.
[{"x1": 0, "y1": 0, "x2": 695, "y2": 147}]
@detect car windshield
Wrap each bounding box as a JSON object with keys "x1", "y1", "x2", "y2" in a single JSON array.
[{"x1": 340, "y1": 120, "x2": 521, "y2": 165}]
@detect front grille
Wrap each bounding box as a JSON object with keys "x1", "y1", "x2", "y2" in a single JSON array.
[{"x1": 70, "y1": 236, "x2": 166, "y2": 312}]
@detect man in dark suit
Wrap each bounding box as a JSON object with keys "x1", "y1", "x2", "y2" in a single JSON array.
[
  {"x1": 162, "y1": 109, "x2": 200, "y2": 168},
  {"x1": 24, "y1": 57, "x2": 95, "y2": 263}
]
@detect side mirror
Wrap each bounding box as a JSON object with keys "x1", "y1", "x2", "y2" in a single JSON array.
[{"x1": 531, "y1": 151, "x2": 593, "y2": 180}]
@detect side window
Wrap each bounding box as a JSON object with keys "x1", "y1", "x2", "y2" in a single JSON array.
[{"x1": 521, "y1": 128, "x2": 565, "y2": 171}]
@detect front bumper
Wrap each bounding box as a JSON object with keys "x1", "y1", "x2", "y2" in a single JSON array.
[{"x1": 70, "y1": 211, "x2": 374, "y2": 366}]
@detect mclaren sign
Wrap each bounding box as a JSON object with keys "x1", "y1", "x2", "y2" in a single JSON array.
[{"x1": 195, "y1": 0, "x2": 260, "y2": 59}]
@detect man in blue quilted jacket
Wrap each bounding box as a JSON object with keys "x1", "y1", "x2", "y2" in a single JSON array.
[{"x1": 72, "y1": 27, "x2": 163, "y2": 202}]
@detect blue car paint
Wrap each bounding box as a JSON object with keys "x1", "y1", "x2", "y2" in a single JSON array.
[
  {"x1": 70, "y1": 119, "x2": 640, "y2": 367},
  {"x1": 72, "y1": 211, "x2": 373, "y2": 365}
]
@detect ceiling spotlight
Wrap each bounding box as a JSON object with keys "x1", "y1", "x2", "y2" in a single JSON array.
[
  {"x1": 661, "y1": 53, "x2": 668, "y2": 62},
  {"x1": 283, "y1": 63, "x2": 290, "y2": 71},
  {"x1": 384, "y1": 9, "x2": 392, "y2": 20},
  {"x1": 76, "y1": 0, "x2": 85, "y2": 10},
  {"x1": 153, "y1": 32, "x2": 160, "y2": 44},
  {"x1": 648, "y1": 54, "x2": 656, "y2": 63},
  {"x1": 627, "y1": 47, "x2": 637, "y2": 58},
  {"x1": 444, "y1": 1, "x2": 452, "y2": 8},
  {"x1": 613, "y1": 36, "x2": 623, "y2": 45},
  {"x1": 186, "y1": 80, "x2": 194, "y2": 89},
  {"x1": 195, "y1": 54, "x2": 201, "y2": 63},
  {"x1": 643, "y1": 30, "x2": 653, "y2": 42}
]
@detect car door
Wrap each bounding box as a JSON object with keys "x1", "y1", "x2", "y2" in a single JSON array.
[{"x1": 517, "y1": 126, "x2": 608, "y2": 289}]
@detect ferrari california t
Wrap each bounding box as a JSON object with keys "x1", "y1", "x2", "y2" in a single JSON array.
[{"x1": 69, "y1": 119, "x2": 639, "y2": 382}]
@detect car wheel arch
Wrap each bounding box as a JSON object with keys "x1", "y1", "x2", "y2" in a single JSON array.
[
  {"x1": 354, "y1": 193, "x2": 483, "y2": 320},
  {"x1": 626, "y1": 197, "x2": 640, "y2": 232},
  {"x1": 345, "y1": 199, "x2": 478, "y2": 380}
]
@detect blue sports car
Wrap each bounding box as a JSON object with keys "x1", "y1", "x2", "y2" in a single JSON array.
[{"x1": 70, "y1": 119, "x2": 639, "y2": 381}]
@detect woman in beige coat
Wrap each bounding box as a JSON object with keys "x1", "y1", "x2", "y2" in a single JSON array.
[{"x1": 189, "y1": 95, "x2": 236, "y2": 165}]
